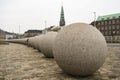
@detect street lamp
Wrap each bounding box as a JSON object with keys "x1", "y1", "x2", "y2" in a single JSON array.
[
  {"x1": 19, "y1": 25, "x2": 21, "y2": 39},
  {"x1": 93, "y1": 12, "x2": 96, "y2": 27},
  {"x1": 44, "y1": 20, "x2": 47, "y2": 33}
]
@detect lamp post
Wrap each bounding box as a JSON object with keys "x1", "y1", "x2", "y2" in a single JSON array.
[
  {"x1": 44, "y1": 20, "x2": 47, "y2": 33},
  {"x1": 93, "y1": 12, "x2": 96, "y2": 27},
  {"x1": 18, "y1": 25, "x2": 21, "y2": 39}
]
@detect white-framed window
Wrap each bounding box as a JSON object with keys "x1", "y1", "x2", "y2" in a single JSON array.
[
  {"x1": 105, "y1": 27, "x2": 107, "y2": 30},
  {"x1": 101, "y1": 26, "x2": 104, "y2": 30},
  {"x1": 98, "y1": 22, "x2": 100, "y2": 26},
  {"x1": 116, "y1": 19, "x2": 119, "y2": 23},
  {"x1": 109, "y1": 26, "x2": 111, "y2": 30},
  {"x1": 117, "y1": 31, "x2": 119, "y2": 34},
  {"x1": 112, "y1": 25, "x2": 115, "y2": 29},
  {"x1": 112, "y1": 20, "x2": 116, "y2": 24},
  {"x1": 105, "y1": 32, "x2": 107, "y2": 35},
  {"x1": 109, "y1": 21, "x2": 111, "y2": 24},
  {"x1": 113, "y1": 31, "x2": 116, "y2": 34},
  {"x1": 101, "y1": 22, "x2": 104, "y2": 25},
  {"x1": 105, "y1": 21, "x2": 107, "y2": 25},
  {"x1": 109, "y1": 31, "x2": 111, "y2": 35},
  {"x1": 117, "y1": 25, "x2": 119, "y2": 29}
]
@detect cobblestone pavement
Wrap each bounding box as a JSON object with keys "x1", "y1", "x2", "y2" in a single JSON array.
[{"x1": 0, "y1": 43, "x2": 120, "y2": 80}]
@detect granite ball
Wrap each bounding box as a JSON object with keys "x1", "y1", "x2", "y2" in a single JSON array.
[
  {"x1": 53, "y1": 23, "x2": 107, "y2": 76},
  {"x1": 28, "y1": 36, "x2": 37, "y2": 49},
  {"x1": 31, "y1": 35, "x2": 42, "y2": 50},
  {"x1": 27, "y1": 37, "x2": 35, "y2": 47},
  {"x1": 40, "y1": 32, "x2": 57, "y2": 58},
  {"x1": 9, "y1": 38, "x2": 28, "y2": 45},
  {"x1": 28, "y1": 35, "x2": 41, "y2": 50},
  {"x1": 35, "y1": 34, "x2": 45, "y2": 51}
]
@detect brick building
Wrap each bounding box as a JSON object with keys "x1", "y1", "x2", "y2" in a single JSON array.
[{"x1": 91, "y1": 13, "x2": 120, "y2": 43}]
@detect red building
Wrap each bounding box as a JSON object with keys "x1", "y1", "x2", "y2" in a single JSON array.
[{"x1": 91, "y1": 13, "x2": 120, "y2": 43}]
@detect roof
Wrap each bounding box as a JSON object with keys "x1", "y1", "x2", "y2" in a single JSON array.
[
  {"x1": 0, "y1": 29, "x2": 14, "y2": 35},
  {"x1": 51, "y1": 26, "x2": 61, "y2": 31},
  {"x1": 25, "y1": 30, "x2": 42, "y2": 33},
  {"x1": 97, "y1": 13, "x2": 120, "y2": 21}
]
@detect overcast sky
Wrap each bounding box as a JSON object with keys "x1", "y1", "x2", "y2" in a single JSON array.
[{"x1": 0, "y1": 0, "x2": 120, "y2": 33}]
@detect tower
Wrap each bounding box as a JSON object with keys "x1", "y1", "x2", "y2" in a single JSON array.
[{"x1": 59, "y1": 5, "x2": 65, "y2": 26}]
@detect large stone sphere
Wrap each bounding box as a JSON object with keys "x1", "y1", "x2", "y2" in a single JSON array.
[
  {"x1": 31, "y1": 35, "x2": 43, "y2": 51},
  {"x1": 28, "y1": 37, "x2": 35, "y2": 47},
  {"x1": 53, "y1": 23, "x2": 107, "y2": 76},
  {"x1": 40, "y1": 32, "x2": 57, "y2": 58},
  {"x1": 28, "y1": 36, "x2": 41, "y2": 50},
  {"x1": 9, "y1": 38, "x2": 28, "y2": 45},
  {"x1": 35, "y1": 34, "x2": 45, "y2": 51},
  {"x1": 28, "y1": 36, "x2": 37, "y2": 49}
]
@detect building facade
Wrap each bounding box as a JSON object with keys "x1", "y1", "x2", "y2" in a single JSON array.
[
  {"x1": 0, "y1": 29, "x2": 19, "y2": 39},
  {"x1": 91, "y1": 13, "x2": 120, "y2": 43},
  {"x1": 23, "y1": 30, "x2": 42, "y2": 37},
  {"x1": 0, "y1": 29, "x2": 5, "y2": 39}
]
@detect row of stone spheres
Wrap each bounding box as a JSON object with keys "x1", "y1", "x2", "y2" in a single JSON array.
[{"x1": 8, "y1": 23, "x2": 108, "y2": 76}]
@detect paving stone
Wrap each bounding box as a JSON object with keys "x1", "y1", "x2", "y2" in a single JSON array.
[
  {"x1": 0, "y1": 43, "x2": 120, "y2": 80},
  {"x1": 0, "y1": 77, "x2": 5, "y2": 80}
]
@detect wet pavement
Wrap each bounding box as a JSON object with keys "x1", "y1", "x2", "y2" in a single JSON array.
[{"x1": 0, "y1": 43, "x2": 120, "y2": 80}]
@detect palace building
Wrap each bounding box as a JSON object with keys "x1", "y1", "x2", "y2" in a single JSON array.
[{"x1": 91, "y1": 13, "x2": 120, "y2": 43}]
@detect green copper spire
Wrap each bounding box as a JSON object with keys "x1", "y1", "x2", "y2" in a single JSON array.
[{"x1": 59, "y1": 5, "x2": 65, "y2": 26}]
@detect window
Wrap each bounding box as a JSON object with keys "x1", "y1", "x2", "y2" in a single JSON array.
[
  {"x1": 112, "y1": 20, "x2": 116, "y2": 24},
  {"x1": 117, "y1": 31, "x2": 119, "y2": 34},
  {"x1": 105, "y1": 32, "x2": 107, "y2": 35},
  {"x1": 109, "y1": 26, "x2": 111, "y2": 30},
  {"x1": 105, "y1": 21, "x2": 107, "y2": 25},
  {"x1": 109, "y1": 31, "x2": 111, "y2": 35},
  {"x1": 109, "y1": 21, "x2": 111, "y2": 24},
  {"x1": 116, "y1": 19, "x2": 119, "y2": 23},
  {"x1": 117, "y1": 25, "x2": 119, "y2": 29},
  {"x1": 112, "y1": 25, "x2": 116, "y2": 29},
  {"x1": 97, "y1": 22, "x2": 100, "y2": 25},
  {"x1": 113, "y1": 31, "x2": 116, "y2": 34},
  {"x1": 101, "y1": 26, "x2": 104, "y2": 30},
  {"x1": 101, "y1": 21, "x2": 104, "y2": 25},
  {"x1": 105, "y1": 26, "x2": 107, "y2": 30}
]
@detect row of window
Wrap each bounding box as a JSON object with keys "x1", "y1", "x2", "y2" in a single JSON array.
[
  {"x1": 96, "y1": 19, "x2": 120, "y2": 25},
  {"x1": 97, "y1": 25, "x2": 120, "y2": 30},
  {"x1": 105, "y1": 37, "x2": 120, "y2": 40},
  {"x1": 102, "y1": 30, "x2": 120, "y2": 36}
]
